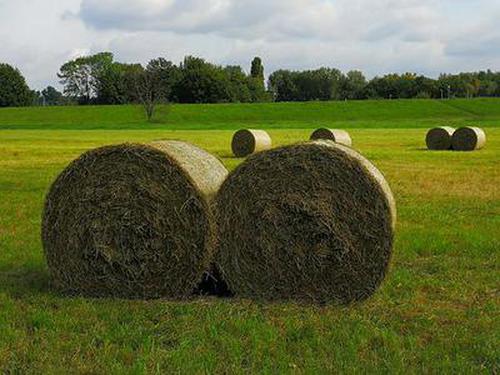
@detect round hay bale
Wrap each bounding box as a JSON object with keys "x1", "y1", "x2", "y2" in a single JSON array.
[
  {"x1": 231, "y1": 129, "x2": 272, "y2": 157},
  {"x1": 215, "y1": 140, "x2": 396, "y2": 304},
  {"x1": 425, "y1": 127, "x2": 455, "y2": 150},
  {"x1": 310, "y1": 128, "x2": 352, "y2": 147},
  {"x1": 451, "y1": 127, "x2": 486, "y2": 151},
  {"x1": 42, "y1": 141, "x2": 228, "y2": 299}
]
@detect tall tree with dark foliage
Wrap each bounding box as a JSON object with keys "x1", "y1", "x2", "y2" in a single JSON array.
[{"x1": 0, "y1": 63, "x2": 32, "y2": 107}]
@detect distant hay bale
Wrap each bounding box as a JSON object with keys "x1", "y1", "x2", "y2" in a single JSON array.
[
  {"x1": 310, "y1": 128, "x2": 352, "y2": 147},
  {"x1": 231, "y1": 129, "x2": 272, "y2": 157},
  {"x1": 42, "y1": 141, "x2": 228, "y2": 299},
  {"x1": 451, "y1": 127, "x2": 486, "y2": 151},
  {"x1": 215, "y1": 140, "x2": 396, "y2": 304},
  {"x1": 426, "y1": 127, "x2": 455, "y2": 150}
]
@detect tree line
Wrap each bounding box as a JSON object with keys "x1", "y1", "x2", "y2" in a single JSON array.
[
  {"x1": 1, "y1": 53, "x2": 500, "y2": 109},
  {"x1": 269, "y1": 69, "x2": 500, "y2": 101},
  {"x1": 54, "y1": 52, "x2": 269, "y2": 107}
]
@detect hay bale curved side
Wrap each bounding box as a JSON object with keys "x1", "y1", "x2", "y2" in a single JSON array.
[
  {"x1": 215, "y1": 140, "x2": 396, "y2": 304},
  {"x1": 231, "y1": 129, "x2": 272, "y2": 157},
  {"x1": 426, "y1": 127, "x2": 455, "y2": 150},
  {"x1": 451, "y1": 127, "x2": 486, "y2": 151},
  {"x1": 42, "y1": 141, "x2": 228, "y2": 299},
  {"x1": 310, "y1": 128, "x2": 352, "y2": 147}
]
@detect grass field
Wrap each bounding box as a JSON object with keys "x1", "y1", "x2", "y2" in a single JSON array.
[
  {"x1": 1, "y1": 98, "x2": 500, "y2": 130},
  {"x1": 0, "y1": 99, "x2": 499, "y2": 373}
]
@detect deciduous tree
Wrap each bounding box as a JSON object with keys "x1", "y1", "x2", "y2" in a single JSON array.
[{"x1": 0, "y1": 63, "x2": 32, "y2": 107}]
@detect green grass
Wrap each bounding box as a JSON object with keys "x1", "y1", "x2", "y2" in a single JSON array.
[
  {"x1": 1, "y1": 98, "x2": 500, "y2": 130},
  {"x1": 0, "y1": 100, "x2": 499, "y2": 373}
]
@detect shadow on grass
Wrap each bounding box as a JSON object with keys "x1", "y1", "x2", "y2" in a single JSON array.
[
  {"x1": 0, "y1": 265, "x2": 51, "y2": 298},
  {"x1": 0, "y1": 265, "x2": 353, "y2": 307},
  {"x1": 0, "y1": 263, "x2": 235, "y2": 301},
  {"x1": 194, "y1": 266, "x2": 233, "y2": 298},
  {"x1": 149, "y1": 104, "x2": 172, "y2": 124},
  {"x1": 216, "y1": 152, "x2": 243, "y2": 159},
  {"x1": 412, "y1": 147, "x2": 454, "y2": 152}
]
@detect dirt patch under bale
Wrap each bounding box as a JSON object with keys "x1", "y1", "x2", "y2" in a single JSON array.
[
  {"x1": 214, "y1": 140, "x2": 396, "y2": 304},
  {"x1": 42, "y1": 141, "x2": 228, "y2": 299},
  {"x1": 231, "y1": 129, "x2": 272, "y2": 157}
]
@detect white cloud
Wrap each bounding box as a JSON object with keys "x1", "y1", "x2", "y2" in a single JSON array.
[
  {"x1": 0, "y1": 0, "x2": 111, "y2": 89},
  {"x1": 78, "y1": 0, "x2": 340, "y2": 41},
  {"x1": 0, "y1": 0, "x2": 498, "y2": 89}
]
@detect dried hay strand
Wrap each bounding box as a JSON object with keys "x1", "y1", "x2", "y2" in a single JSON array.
[
  {"x1": 231, "y1": 129, "x2": 272, "y2": 157},
  {"x1": 451, "y1": 127, "x2": 486, "y2": 151},
  {"x1": 42, "y1": 141, "x2": 228, "y2": 299},
  {"x1": 426, "y1": 127, "x2": 455, "y2": 150},
  {"x1": 214, "y1": 140, "x2": 396, "y2": 304},
  {"x1": 310, "y1": 128, "x2": 352, "y2": 147}
]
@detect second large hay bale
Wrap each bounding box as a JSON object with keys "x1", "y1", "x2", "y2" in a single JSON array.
[
  {"x1": 231, "y1": 129, "x2": 272, "y2": 157},
  {"x1": 310, "y1": 128, "x2": 352, "y2": 147},
  {"x1": 42, "y1": 141, "x2": 228, "y2": 299},
  {"x1": 215, "y1": 140, "x2": 396, "y2": 304},
  {"x1": 426, "y1": 126, "x2": 455, "y2": 150},
  {"x1": 452, "y1": 127, "x2": 486, "y2": 151}
]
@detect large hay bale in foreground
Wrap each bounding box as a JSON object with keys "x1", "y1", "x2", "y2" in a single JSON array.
[
  {"x1": 310, "y1": 128, "x2": 352, "y2": 147},
  {"x1": 426, "y1": 127, "x2": 455, "y2": 150},
  {"x1": 232, "y1": 129, "x2": 272, "y2": 157},
  {"x1": 215, "y1": 140, "x2": 396, "y2": 304},
  {"x1": 451, "y1": 127, "x2": 486, "y2": 151},
  {"x1": 42, "y1": 141, "x2": 228, "y2": 299}
]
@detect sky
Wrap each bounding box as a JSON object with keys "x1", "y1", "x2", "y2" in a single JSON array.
[{"x1": 0, "y1": 0, "x2": 498, "y2": 90}]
